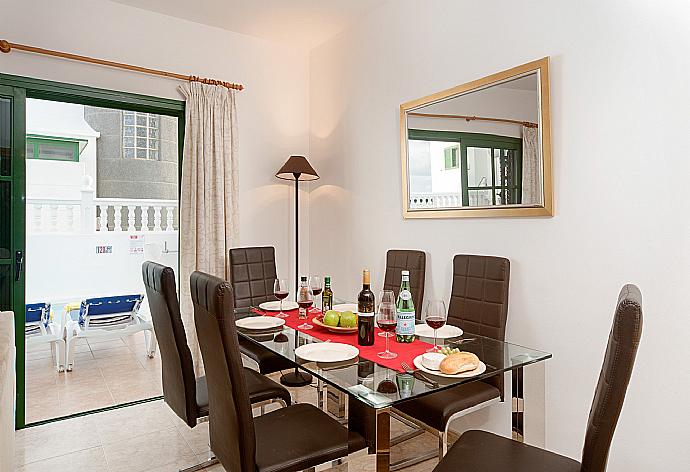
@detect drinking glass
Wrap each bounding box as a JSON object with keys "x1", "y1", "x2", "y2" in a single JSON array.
[
  {"x1": 297, "y1": 285, "x2": 314, "y2": 330},
  {"x1": 273, "y1": 279, "x2": 290, "y2": 318},
  {"x1": 377, "y1": 301, "x2": 398, "y2": 359},
  {"x1": 309, "y1": 276, "x2": 323, "y2": 313},
  {"x1": 378, "y1": 290, "x2": 396, "y2": 337},
  {"x1": 424, "y1": 299, "x2": 447, "y2": 352}
]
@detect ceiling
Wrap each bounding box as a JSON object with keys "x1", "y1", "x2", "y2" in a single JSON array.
[{"x1": 110, "y1": 0, "x2": 387, "y2": 50}]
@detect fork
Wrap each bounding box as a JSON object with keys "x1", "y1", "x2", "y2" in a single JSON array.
[{"x1": 400, "y1": 361, "x2": 439, "y2": 388}]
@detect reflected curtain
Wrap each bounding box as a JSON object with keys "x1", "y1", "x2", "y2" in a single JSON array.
[
  {"x1": 521, "y1": 125, "x2": 541, "y2": 205},
  {"x1": 178, "y1": 82, "x2": 239, "y2": 376}
]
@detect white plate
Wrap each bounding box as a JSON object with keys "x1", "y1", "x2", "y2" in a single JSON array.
[
  {"x1": 412, "y1": 355, "x2": 486, "y2": 378},
  {"x1": 414, "y1": 324, "x2": 463, "y2": 339},
  {"x1": 259, "y1": 300, "x2": 299, "y2": 311},
  {"x1": 295, "y1": 343, "x2": 360, "y2": 363},
  {"x1": 236, "y1": 316, "x2": 285, "y2": 330},
  {"x1": 332, "y1": 303, "x2": 358, "y2": 313}
]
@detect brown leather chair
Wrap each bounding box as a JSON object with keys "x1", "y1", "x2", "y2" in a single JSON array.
[
  {"x1": 142, "y1": 261, "x2": 291, "y2": 424},
  {"x1": 190, "y1": 270, "x2": 366, "y2": 472},
  {"x1": 228, "y1": 247, "x2": 294, "y2": 375},
  {"x1": 383, "y1": 249, "x2": 426, "y2": 317},
  {"x1": 395, "y1": 254, "x2": 510, "y2": 465},
  {"x1": 434, "y1": 284, "x2": 643, "y2": 472}
]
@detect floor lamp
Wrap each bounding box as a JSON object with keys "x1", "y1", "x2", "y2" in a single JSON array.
[{"x1": 275, "y1": 155, "x2": 319, "y2": 387}]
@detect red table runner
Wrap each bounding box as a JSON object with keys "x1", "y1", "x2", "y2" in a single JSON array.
[{"x1": 257, "y1": 308, "x2": 432, "y2": 373}]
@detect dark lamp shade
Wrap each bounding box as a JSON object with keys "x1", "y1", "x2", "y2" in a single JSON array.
[{"x1": 275, "y1": 155, "x2": 319, "y2": 181}]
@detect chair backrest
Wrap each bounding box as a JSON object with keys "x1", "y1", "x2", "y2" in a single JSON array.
[
  {"x1": 383, "y1": 249, "x2": 426, "y2": 319},
  {"x1": 227, "y1": 246, "x2": 278, "y2": 309},
  {"x1": 142, "y1": 261, "x2": 198, "y2": 428},
  {"x1": 191, "y1": 270, "x2": 255, "y2": 472},
  {"x1": 25, "y1": 303, "x2": 50, "y2": 326},
  {"x1": 447, "y1": 255, "x2": 510, "y2": 340},
  {"x1": 580, "y1": 284, "x2": 643, "y2": 472},
  {"x1": 79, "y1": 294, "x2": 143, "y2": 325}
]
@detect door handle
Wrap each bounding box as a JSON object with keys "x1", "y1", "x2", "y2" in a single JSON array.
[{"x1": 15, "y1": 250, "x2": 23, "y2": 281}]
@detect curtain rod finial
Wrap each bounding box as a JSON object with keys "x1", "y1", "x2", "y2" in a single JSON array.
[{"x1": 0, "y1": 40, "x2": 11, "y2": 54}]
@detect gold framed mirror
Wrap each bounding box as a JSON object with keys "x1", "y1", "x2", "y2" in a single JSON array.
[{"x1": 400, "y1": 57, "x2": 553, "y2": 218}]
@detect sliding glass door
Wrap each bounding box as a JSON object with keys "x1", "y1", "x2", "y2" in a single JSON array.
[{"x1": 0, "y1": 74, "x2": 184, "y2": 428}]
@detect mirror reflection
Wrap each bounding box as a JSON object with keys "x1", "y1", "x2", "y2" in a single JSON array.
[{"x1": 405, "y1": 70, "x2": 546, "y2": 213}]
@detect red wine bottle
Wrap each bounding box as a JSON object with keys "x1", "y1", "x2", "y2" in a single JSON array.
[{"x1": 357, "y1": 269, "x2": 375, "y2": 346}]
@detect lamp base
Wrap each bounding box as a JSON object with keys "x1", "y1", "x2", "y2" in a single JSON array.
[{"x1": 280, "y1": 370, "x2": 313, "y2": 387}]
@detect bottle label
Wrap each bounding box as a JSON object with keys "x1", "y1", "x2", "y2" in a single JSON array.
[
  {"x1": 396, "y1": 310, "x2": 415, "y2": 336},
  {"x1": 399, "y1": 290, "x2": 411, "y2": 301}
]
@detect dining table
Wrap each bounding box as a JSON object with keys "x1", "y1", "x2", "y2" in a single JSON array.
[{"x1": 235, "y1": 304, "x2": 552, "y2": 472}]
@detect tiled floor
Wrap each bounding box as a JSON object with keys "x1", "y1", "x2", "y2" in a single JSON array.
[
  {"x1": 25, "y1": 332, "x2": 162, "y2": 423},
  {"x1": 16, "y1": 375, "x2": 439, "y2": 472}
]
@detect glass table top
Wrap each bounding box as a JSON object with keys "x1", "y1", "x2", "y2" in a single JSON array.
[{"x1": 235, "y1": 307, "x2": 551, "y2": 409}]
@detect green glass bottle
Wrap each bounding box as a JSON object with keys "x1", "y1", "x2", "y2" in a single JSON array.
[
  {"x1": 395, "y1": 270, "x2": 416, "y2": 343},
  {"x1": 322, "y1": 276, "x2": 333, "y2": 312}
]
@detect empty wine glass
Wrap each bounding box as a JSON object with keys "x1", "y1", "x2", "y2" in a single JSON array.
[
  {"x1": 309, "y1": 276, "x2": 323, "y2": 313},
  {"x1": 377, "y1": 301, "x2": 398, "y2": 359},
  {"x1": 424, "y1": 299, "x2": 447, "y2": 352},
  {"x1": 297, "y1": 285, "x2": 314, "y2": 330},
  {"x1": 273, "y1": 279, "x2": 290, "y2": 318},
  {"x1": 378, "y1": 290, "x2": 396, "y2": 337}
]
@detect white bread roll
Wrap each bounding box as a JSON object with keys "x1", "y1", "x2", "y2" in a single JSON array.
[{"x1": 439, "y1": 351, "x2": 480, "y2": 375}]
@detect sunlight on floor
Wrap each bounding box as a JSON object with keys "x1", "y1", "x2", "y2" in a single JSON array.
[{"x1": 25, "y1": 331, "x2": 162, "y2": 423}]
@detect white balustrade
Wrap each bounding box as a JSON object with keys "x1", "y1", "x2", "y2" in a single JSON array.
[
  {"x1": 27, "y1": 197, "x2": 178, "y2": 234},
  {"x1": 165, "y1": 206, "x2": 174, "y2": 231},
  {"x1": 409, "y1": 192, "x2": 464, "y2": 209},
  {"x1": 113, "y1": 205, "x2": 123, "y2": 232},
  {"x1": 127, "y1": 205, "x2": 136, "y2": 232},
  {"x1": 153, "y1": 206, "x2": 162, "y2": 232},
  {"x1": 141, "y1": 207, "x2": 150, "y2": 232}
]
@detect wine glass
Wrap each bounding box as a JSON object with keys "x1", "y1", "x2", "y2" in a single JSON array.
[
  {"x1": 424, "y1": 299, "x2": 447, "y2": 352},
  {"x1": 273, "y1": 279, "x2": 290, "y2": 318},
  {"x1": 297, "y1": 285, "x2": 314, "y2": 330},
  {"x1": 378, "y1": 290, "x2": 396, "y2": 337},
  {"x1": 377, "y1": 301, "x2": 397, "y2": 359},
  {"x1": 309, "y1": 276, "x2": 323, "y2": 313}
]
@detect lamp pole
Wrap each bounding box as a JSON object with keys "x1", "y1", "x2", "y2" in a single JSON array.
[
  {"x1": 294, "y1": 173, "x2": 300, "y2": 299},
  {"x1": 275, "y1": 155, "x2": 318, "y2": 387}
]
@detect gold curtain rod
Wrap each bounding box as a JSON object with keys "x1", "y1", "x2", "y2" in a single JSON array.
[
  {"x1": 409, "y1": 112, "x2": 537, "y2": 128},
  {"x1": 0, "y1": 39, "x2": 244, "y2": 91}
]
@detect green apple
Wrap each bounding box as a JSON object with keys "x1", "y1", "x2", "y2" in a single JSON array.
[
  {"x1": 323, "y1": 310, "x2": 340, "y2": 327},
  {"x1": 339, "y1": 311, "x2": 357, "y2": 328}
]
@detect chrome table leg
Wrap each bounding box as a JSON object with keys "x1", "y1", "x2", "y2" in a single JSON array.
[{"x1": 512, "y1": 366, "x2": 524, "y2": 442}]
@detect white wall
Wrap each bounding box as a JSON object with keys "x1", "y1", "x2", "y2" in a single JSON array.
[
  {"x1": 2, "y1": 0, "x2": 311, "y2": 284},
  {"x1": 309, "y1": 0, "x2": 690, "y2": 470},
  {"x1": 25, "y1": 232, "x2": 177, "y2": 317}
]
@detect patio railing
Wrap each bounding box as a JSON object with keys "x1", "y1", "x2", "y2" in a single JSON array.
[
  {"x1": 27, "y1": 193, "x2": 178, "y2": 234},
  {"x1": 409, "y1": 192, "x2": 462, "y2": 209}
]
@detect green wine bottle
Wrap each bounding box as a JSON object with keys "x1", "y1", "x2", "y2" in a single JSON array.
[
  {"x1": 395, "y1": 270, "x2": 416, "y2": 343},
  {"x1": 322, "y1": 276, "x2": 333, "y2": 312}
]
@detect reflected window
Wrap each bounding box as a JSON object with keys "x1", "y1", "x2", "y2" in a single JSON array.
[
  {"x1": 26, "y1": 136, "x2": 80, "y2": 162},
  {"x1": 408, "y1": 129, "x2": 522, "y2": 208}
]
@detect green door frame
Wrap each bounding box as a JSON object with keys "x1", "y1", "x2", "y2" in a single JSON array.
[
  {"x1": 0, "y1": 73, "x2": 185, "y2": 429},
  {"x1": 0, "y1": 84, "x2": 27, "y2": 429}
]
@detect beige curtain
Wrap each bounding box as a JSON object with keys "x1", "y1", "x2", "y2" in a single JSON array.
[
  {"x1": 521, "y1": 125, "x2": 541, "y2": 205},
  {"x1": 178, "y1": 82, "x2": 239, "y2": 375}
]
